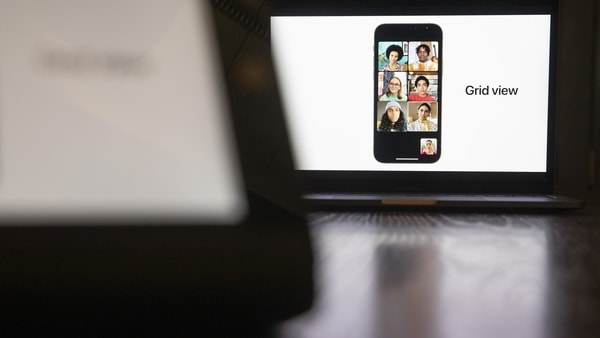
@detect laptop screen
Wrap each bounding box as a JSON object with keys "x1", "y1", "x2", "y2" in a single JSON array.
[
  {"x1": 0, "y1": 0, "x2": 247, "y2": 223},
  {"x1": 271, "y1": 1, "x2": 556, "y2": 178}
]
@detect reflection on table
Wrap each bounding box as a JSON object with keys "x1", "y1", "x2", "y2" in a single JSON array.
[{"x1": 278, "y1": 212, "x2": 600, "y2": 338}]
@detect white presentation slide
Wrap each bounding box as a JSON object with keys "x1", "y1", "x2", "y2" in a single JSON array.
[{"x1": 272, "y1": 15, "x2": 551, "y2": 172}]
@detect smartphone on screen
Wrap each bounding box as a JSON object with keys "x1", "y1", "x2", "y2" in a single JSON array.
[{"x1": 374, "y1": 24, "x2": 442, "y2": 163}]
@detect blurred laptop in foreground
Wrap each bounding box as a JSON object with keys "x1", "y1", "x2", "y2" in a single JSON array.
[{"x1": 0, "y1": 0, "x2": 312, "y2": 335}]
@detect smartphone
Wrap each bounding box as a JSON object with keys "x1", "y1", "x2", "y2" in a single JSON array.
[{"x1": 374, "y1": 24, "x2": 442, "y2": 163}]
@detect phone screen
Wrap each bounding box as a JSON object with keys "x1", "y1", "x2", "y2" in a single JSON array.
[{"x1": 374, "y1": 24, "x2": 442, "y2": 163}]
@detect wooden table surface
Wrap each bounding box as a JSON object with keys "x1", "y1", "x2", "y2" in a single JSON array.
[{"x1": 277, "y1": 208, "x2": 600, "y2": 338}]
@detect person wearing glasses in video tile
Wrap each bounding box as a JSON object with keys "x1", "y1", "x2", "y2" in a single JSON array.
[{"x1": 379, "y1": 76, "x2": 406, "y2": 101}]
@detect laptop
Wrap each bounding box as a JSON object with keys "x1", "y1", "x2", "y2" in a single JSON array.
[
  {"x1": 270, "y1": 0, "x2": 583, "y2": 209},
  {"x1": 0, "y1": 0, "x2": 251, "y2": 223},
  {"x1": 0, "y1": 0, "x2": 312, "y2": 333}
]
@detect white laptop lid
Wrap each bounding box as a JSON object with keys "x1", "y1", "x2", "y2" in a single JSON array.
[{"x1": 0, "y1": 0, "x2": 246, "y2": 223}]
